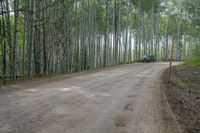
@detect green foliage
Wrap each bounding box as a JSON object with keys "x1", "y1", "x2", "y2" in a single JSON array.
[
  {"x1": 185, "y1": 43, "x2": 200, "y2": 66},
  {"x1": 131, "y1": 0, "x2": 160, "y2": 13},
  {"x1": 184, "y1": 59, "x2": 200, "y2": 66},
  {"x1": 194, "y1": 43, "x2": 200, "y2": 58}
]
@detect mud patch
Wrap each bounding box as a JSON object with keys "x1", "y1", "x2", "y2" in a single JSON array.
[
  {"x1": 115, "y1": 117, "x2": 128, "y2": 127},
  {"x1": 136, "y1": 84, "x2": 141, "y2": 87},
  {"x1": 126, "y1": 95, "x2": 136, "y2": 98},
  {"x1": 124, "y1": 103, "x2": 133, "y2": 112}
]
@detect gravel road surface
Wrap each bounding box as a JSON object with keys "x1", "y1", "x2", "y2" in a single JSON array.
[{"x1": 0, "y1": 62, "x2": 182, "y2": 133}]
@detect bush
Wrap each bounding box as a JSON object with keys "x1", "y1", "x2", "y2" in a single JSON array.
[
  {"x1": 185, "y1": 59, "x2": 200, "y2": 66},
  {"x1": 185, "y1": 43, "x2": 200, "y2": 66}
]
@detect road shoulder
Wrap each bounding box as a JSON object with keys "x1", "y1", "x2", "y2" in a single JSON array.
[{"x1": 161, "y1": 65, "x2": 200, "y2": 133}]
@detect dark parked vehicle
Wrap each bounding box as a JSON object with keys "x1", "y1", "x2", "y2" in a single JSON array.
[{"x1": 142, "y1": 54, "x2": 156, "y2": 63}]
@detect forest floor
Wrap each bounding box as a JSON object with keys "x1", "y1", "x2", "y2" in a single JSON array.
[
  {"x1": 162, "y1": 65, "x2": 200, "y2": 133},
  {"x1": 0, "y1": 62, "x2": 183, "y2": 133}
]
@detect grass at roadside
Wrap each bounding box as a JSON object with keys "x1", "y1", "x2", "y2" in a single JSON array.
[{"x1": 184, "y1": 59, "x2": 200, "y2": 66}]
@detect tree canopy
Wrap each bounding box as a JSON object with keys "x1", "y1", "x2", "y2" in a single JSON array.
[{"x1": 0, "y1": 0, "x2": 200, "y2": 83}]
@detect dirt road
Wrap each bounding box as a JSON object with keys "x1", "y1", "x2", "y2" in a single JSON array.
[{"x1": 0, "y1": 62, "x2": 182, "y2": 133}]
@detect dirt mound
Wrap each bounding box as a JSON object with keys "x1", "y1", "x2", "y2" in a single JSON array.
[{"x1": 162, "y1": 65, "x2": 200, "y2": 133}]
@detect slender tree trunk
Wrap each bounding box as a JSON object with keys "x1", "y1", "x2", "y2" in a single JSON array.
[
  {"x1": 28, "y1": 0, "x2": 34, "y2": 77},
  {"x1": 13, "y1": 0, "x2": 19, "y2": 79},
  {"x1": 5, "y1": 0, "x2": 14, "y2": 81},
  {"x1": 1, "y1": 1, "x2": 6, "y2": 83}
]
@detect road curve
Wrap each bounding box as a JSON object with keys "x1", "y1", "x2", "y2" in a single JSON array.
[{"x1": 0, "y1": 62, "x2": 181, "y2": 133}]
